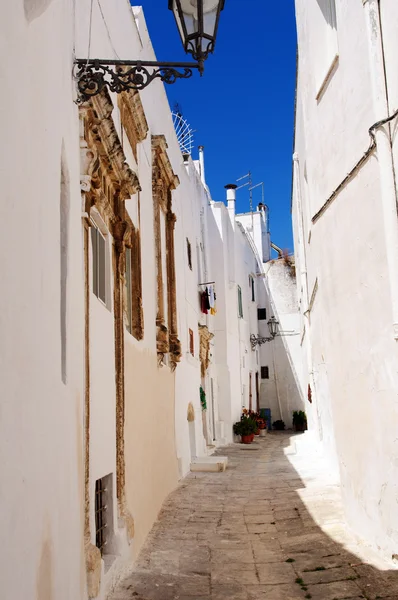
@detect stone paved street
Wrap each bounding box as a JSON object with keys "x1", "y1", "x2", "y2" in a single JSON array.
[{"x1": 110, "y1": 433, "x2": 398, "y2": 600}]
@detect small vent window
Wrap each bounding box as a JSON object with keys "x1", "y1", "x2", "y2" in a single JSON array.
[
  {"x1": 258, "y1": 308, "x2": 267, "y2": 321},
  {"x1": 261, "y1": 366, "x2": 269, "y2": 380},
  {"x1": 238, "y1": 285, "x2": 243, "y2": 319},
  {"x1": 186, "y1": 238, "x2": 192, "y2": 270}
]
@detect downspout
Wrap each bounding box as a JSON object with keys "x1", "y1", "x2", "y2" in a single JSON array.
[{"x1": 363, "y1": 0, "x2": 398, "y2": 340}]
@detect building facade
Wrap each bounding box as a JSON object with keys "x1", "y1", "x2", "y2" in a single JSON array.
[
  {"x1": 293, "y1": 0, "x2": 398, "y2": 561},
  {"x1": 0, "y1": 2, "x2": 304, "y2": 599}
]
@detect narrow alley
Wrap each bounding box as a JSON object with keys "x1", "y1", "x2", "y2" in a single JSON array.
[{"x1": 109, "y1": 434, "x2": 398, "y2": 600}]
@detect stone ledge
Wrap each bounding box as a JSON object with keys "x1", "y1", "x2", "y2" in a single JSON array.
[{"x1": 190, "y1": 456, "x2": 228, "y2": 472}]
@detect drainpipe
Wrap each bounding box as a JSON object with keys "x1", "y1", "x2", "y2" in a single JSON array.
[{"x1": 363, "y1": 0, "x2": 398, "y2": 340}]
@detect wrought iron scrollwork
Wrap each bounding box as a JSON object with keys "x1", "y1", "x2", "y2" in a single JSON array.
[{"x1": 74, "y1": 60, "x2": 197, "y2": 101}]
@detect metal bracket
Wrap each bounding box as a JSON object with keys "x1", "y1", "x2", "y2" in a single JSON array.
[
  {"x1": 73, "y1": 59, "x2": 201, "y2": 102},
  {"x1": 250, "y1": 334, "x2": 274, "y2": 351}
]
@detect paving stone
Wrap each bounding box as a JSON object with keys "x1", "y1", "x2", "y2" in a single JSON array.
[
  {"x1": 307, "y1": 579, "x2": 362, "y2": 599},
  {"x1": 211, "y1": 583, "x2": 248, "y2": 600},
  {"x1": 247, "y1": 523, "x2": 278, "y2": 534},
  {"x1": 252, "y1": 542, "x2": 286, "y2": 563},
  {"x1": 301, "y1": 565, "x2": 358, "y2": 585},
  {"x1": 211, "y1": 547, "x2": 254, "y2": 564},
  {"x1": 246, "y1": 584, "x2": 306, "y2": 599},
  {"x1": 353, "y1": 563, "x2": 398, "y2": 599},
  {"x1": 256, "y1": 562, "x2": 296, "y2": 584},
  {"x1": 211, "y1": 563, "x2": 259, "y2": 585},
  {"x1": 244, "y1": 514, "x2": 275, "y2": 524}
]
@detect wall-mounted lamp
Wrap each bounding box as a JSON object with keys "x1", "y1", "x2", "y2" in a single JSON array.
[
  {"x1": 250, "y1": 316, "x2": 279, "y2": 351},
  {"x1": 74, "y1": 0, "x2": 225, "y2": 101}
]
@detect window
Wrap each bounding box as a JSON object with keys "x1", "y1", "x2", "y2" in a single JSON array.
[
  {"x1": 189, "y1": 328, "x2": 194, "y2": 356},
  {"x1": 91, "y1": 226, "x2": 106, "y2": 304},
  {"x1": 95, "y1": 474, "x2": 113, "y2": 556},
  {"x1": 249, "y1": 275, "x2": 255, "y2": 301},
  {"x1": 186, "y1": 238, "x2": 192, "y2": 270},
  {"x1": 125, "y1": 247, "x2": 133, "y2": 334},
  {"x1": 258, "y1": 308, "x2": 267, "y2": 321},
  {"x1": 237, "y1": 285, "x2": 243, "y2": 318},
  {"x1": 261, "y1": 366, "x2": 269, "y2": 380}
]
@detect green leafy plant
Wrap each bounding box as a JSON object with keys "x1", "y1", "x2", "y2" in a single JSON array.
[
  {"x1": 293, "y1": 410, "x2": 307, "y2": 431},
  {"x1": 200, "y1": 386, "x2": 207, "y2": 411},
  {"x1": 233, "y1": 421, "x2": 243, "y2": 436},
  {"x1": 273, "y1": 419, "x2": 285, "y2": 430}
]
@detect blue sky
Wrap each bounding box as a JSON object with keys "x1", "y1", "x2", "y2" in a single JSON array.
[{"x1": 135, "y1": 1, "x2": 297, "y2": 252}]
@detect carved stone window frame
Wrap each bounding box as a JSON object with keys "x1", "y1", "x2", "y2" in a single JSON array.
[
  {"x1": 79, "y1": 88, "x2": 142, "y2": 597},
  {"x1": 152, "y1": 135, "x2": 181, "y2": 370}
]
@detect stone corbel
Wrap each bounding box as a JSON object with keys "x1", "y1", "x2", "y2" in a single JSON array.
[
  {"x1": 169, "y1": 334, "x2": 182, "y2": 372},
  {"x1": 156, "y1": 321, "x2": 169, "y2": 365}
]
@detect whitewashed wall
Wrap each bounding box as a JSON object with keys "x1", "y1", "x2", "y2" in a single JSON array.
[
  {"x1": 293, "y1": 0, "x2": 398, "y2": 561},
  {"x1": 0, "y1": 2, "x2": 85, "y2": 600}
]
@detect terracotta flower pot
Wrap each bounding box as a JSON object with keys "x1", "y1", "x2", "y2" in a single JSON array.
[
  {"x1": 250, "y1": 433, "x2": 255, "y2": 442},
  {"x1": 241, "y1": 435, "x2": 252, "y2": 444}
]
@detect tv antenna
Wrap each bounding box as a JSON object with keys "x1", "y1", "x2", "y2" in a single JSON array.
[
  {"x1": 172, "y1": 103, "x2": 195, "y2": 155},
  {"x1": 237, "y1": 173, "x2": 269, "y2": 234}
]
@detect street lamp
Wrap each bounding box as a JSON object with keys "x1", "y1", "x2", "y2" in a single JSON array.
[
  {"x1": 250, "y1": 316, "x2": 280, "y2": 351},
  {"x1": 169, "y1": 0, "x2": 225, "y2": 73},
  {"x1": 74, "y1": 0, "x2": 225, "y2": 101}
]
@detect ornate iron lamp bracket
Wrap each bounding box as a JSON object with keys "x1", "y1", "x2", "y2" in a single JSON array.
[
  {"x1": 250, "y1": 334, "x2": 275, "y2": 351},
  {"x1": 73, "y1": 59, "x2": 201, "y2": 102}
]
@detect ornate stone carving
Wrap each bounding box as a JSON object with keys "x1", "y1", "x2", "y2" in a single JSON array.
[
  {"x1": 152, "y1": 135, "x2": 180, "y2": 369},
  {"x1": 199, "y1": 325, "x2": 214, "y2": 378},
  {"x1": 187, "y1": 403, "x2": 195, "y2": 422},
  {"x1": 118, "y1": 90, "x2": 149, "y2": 160},
  {"x1": 79, "y1": 88, "x2": 145, "y2": 598}
]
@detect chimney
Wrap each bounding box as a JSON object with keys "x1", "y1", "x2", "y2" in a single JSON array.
[
  {"x1": 225, "y1": 183, "x2": 237, "y2": 227},
  {"x1": 198, "y1": 146, "x2": 206, "y2": 185}
]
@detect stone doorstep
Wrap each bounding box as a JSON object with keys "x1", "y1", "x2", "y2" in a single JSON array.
[{"x1": 190, "y1": 456, "x2": 228, "y2": 472}]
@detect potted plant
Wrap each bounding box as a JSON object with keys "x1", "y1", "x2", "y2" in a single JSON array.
[
  {"x1": 234, "y1": 415, "x2": 257, "y2": 444},
  {"x1": 273, "y1": 419, "x2": 285, "y2": 431},
  {"x1": 292, "y1": 410, "x2": 307, "y2": 432}
]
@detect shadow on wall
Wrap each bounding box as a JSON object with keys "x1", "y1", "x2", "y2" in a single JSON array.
[
  {"x1": 110, "y1": 432, "x2": 398, "y2": 600},
  {"x1": 316, "y1": 0, "x2": 337, "y2": 28},
  {"x1": 24, "y1": 0, "x2": 54, "y2": 23},
  {"x1": 263, "y1": 330, "x2": 305, "y2": 428}
]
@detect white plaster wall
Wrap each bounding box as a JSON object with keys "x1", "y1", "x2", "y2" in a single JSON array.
[
  {"x1": 294, "y1": 0, "x2": 398, "y2": 561},
  {"x1": 0, "y1": 2, "x2": 85, "y2": 599}
]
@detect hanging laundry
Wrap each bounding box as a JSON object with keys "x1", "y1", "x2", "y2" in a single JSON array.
[
  {"x1": 208, "y1": 285, "x2": 215, "y2": 309},
  {"x1": 204, "y1": 287, "x2": 211, "y2": 310},
  {"x1": 201, "y1": 291, "x2": 208, "y2": 314}
]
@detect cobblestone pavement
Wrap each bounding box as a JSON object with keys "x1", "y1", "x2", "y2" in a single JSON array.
[{"x1": 110, "y1": 433, "x2": 398, "y2": 600}]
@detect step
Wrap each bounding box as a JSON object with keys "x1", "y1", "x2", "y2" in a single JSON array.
[{"x1": 190, "y1": 456, "x2": 228, "y2": 473}]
